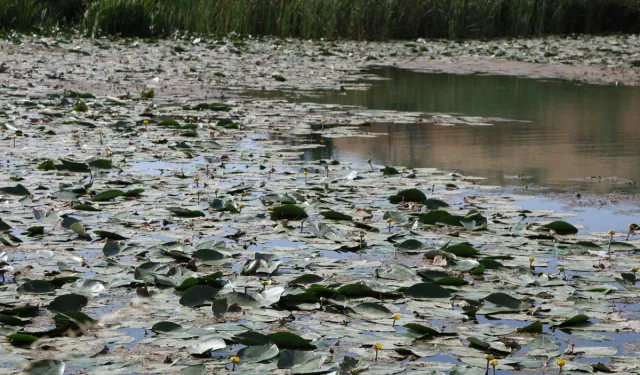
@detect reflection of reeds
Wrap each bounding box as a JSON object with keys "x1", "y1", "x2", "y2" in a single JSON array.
[{"x1": 2, "y1": 0, "x2": 640, "y2": 38}]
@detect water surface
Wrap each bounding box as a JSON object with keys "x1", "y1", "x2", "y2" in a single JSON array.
[{"x1": 257, "y1": 68, "x2": 640, "y2": 193}]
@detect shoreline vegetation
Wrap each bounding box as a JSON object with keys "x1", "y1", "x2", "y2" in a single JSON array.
[{"x1": 1, "y1": 0, "x2": 640, "y2": 39}]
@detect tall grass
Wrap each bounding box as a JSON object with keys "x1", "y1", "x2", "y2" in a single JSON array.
[
  {"x1": 2, "y1": 0, "x2": 640, "y2": 39},
  {"x1": 0, "y1": 0, "x2": 52, "y2": 31}
]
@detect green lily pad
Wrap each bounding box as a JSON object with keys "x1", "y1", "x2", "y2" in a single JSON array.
[
  {"x1": 268, "y1": 332, "x2": 315, "y2": 350},
  {"x1": 270, "y1": 204, "x2": 308, "y2": 221},
  {"x1": 517, "y1": 320, "x2": 543, "y2": 334},
  {"x1": 404, "y1": 282, "x2": 452, "y2": 299},
  {"x1": 8, "y1": 333, "x2": 39, "y2": 348},
  {"x1": 48, "y1": 294, "x2": 88, "y2": 313},
  {"x1": 179, "y1": 285, "x2": 220, "y2": 307},
  {"x1": 17, "y1": 280, "x2": 56, "y2": 294},
  {"x1": 166, "y1": 207, "x2": 205, "y2": 217},
  {"x1": 0, "y1": 184, "x2": 30, "y2": 196},
  {"x1": 542, "y1": 221, "x2": 578, "y2": 235},
  {"x1": 238, "y1": 343, "x2": 279, "y2": 363},
  {"x1": 319, "y1": 210, "x2": 352, "y2": 221},
  {"x1": 554, "y1": 314, "x2": 590, "y2": 328},
  {"x1": 92, "y1": 189, "x2": 125, "y2": 201},
  {"x1": 388, "y1": 188, "x2": 426, "y2": 203},
  {"x1": 151, "y1": 321, "x2": 182, "y2": 333}
]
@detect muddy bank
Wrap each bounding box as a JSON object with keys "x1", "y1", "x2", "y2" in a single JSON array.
[{"x1": 389, "y1": 35, "x2": 640, "y2": 86}]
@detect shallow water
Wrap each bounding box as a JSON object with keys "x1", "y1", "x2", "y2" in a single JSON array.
[{"x1": 255, "y1": 67, "x2": 640, "y2": 194}]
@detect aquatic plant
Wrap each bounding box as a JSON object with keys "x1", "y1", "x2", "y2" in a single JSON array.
[{"x1": 374, "y1": 343, "x2": 382, "y2": 361}]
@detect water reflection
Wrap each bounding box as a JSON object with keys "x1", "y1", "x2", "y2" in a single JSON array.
[{"x1": 261, "y1": 68, "x2": 640, "y2": 193}]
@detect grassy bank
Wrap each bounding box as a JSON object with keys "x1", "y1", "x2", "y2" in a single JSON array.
[{"x1": 2, "y1": 0, "x2": 640, "y2": 39}]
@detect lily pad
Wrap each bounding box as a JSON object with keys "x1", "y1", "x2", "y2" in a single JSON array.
[
  {"x1": 542, "y1": 221, "x2": 578, "y2": 235},
  {"x1": 48, "y1": 294, "x2": 88, "y2": 313}
]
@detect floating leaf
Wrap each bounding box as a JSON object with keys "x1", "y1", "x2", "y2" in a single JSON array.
[
  {"x1": 433, "y1": 277, "x2": 468, "y2": 286},
  {"x1": 87, "y1": 159, "x2": 113, "y2": 169},
  {"x1": 404, "y1": 282, "x2": 452, "y2": 299},
  {"x1": 103, "y1": 241, "x2": 121, "y2": 257},
  {"x1": 8, "y1": 333, "x2": 39, "y2": 348},
  {"x1": 71, "y1": 222, "x2": 91, "y2": 240},
  {"x1": 94, "y1": 230, "x2": 127, "y2": 240},
  {"x1": 48, "y1": 294, "x2": 88, "y2": 313},
  {"x1": 260, "y1": 194, "x2": 296, "y2": 204},
  {"x1": 270, "y1": 204, "x2": 308, "y2": 220},
  {"x1": 188, "y1": 336, "x2": 226, "y2": 356},
  {"x1": 238, "y1": 343, "x2": 279, "y2": 363},
  {"x1": 17, "y1": 280, "x2": 56, "y2": 294},
  {"x1": 554, "y1": 314, "x2": 590, "y2": 328},
  {"x1": 166, "y1": 207, "x2": 205, "y2": 217},
  {"x1": 394, "y1": 239, "x2": 424, "y2": 251},
  {"x1": 418, "y1": 210, "x2": 451, "y2": 224},
  {"x1": 484, "y1": 292, "x2": 522, "y2": 309},
  {"x1": 179, "y1": 285, "x2": 220, "y2": 307},
  {"x1": 72, "y1": 204, "x2": 101, "y2": 211},
  {"x1": 542, "y1": 221, "x2": 578, "y2": 235},
  {"x1": 425, "y1": 198, "x2": 449, "y2": 210},
  {"x1": 179, "y1": 365, "x2": 207, "y2": 375},
  {"x1": 53, "y1": 311, "x2": 96, "y2": 330},
  {"x1": 0, "y1": 313, "x2": 30, "y2": 326},
  {"x1": 388, "y1": 188, "x2": 426, "y2": 203},
  {"x1": 0, "y1": 184, "x2": 30, "y2": 196},
  {"x1": 268, "y1": 332, "x2": 315, "y2": 350},
  {"x1": 382, "y1": 166, "x2": 400, "y2": 175},
  {"x1": 151, "y1": 321, "x2": 182, "y2": 333},
  {"x1": 60, "y1": 159, "x2": 89, "y2": 172},
  {"x1": 233, "y1": 331, "x2": 272, "y2": 346},
  {"x1": 277, "y1": 350, "x2": 327, "y2": 373},
  {"x1": 517, "y1": 320, "x2": 543, "y2": 334},
  {"x1": 350, "y1": 302, "x2": 392, "y2": 318},
  {"x1": 441, "y1": 243, "x2": 479, "y2": 257},
  {"x1": 404, "y1": 323, "x2": 447, "y2": 338},
  {"x1": 0, "y1": 218, "x2": 12, "y2": 231},
  {"x1": 290, "y1": 274, "x2": 324, "y2": 284},
  {"x1": 92, "y1": 189, "x2": 124, "y2": 201},
  {"x1": 319, "y1": 210, "x2": 352, "y2": 221}
]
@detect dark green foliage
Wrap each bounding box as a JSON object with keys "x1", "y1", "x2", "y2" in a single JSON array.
[{"x1": 2, "y1": 0, "x2": 640, "y2": 39}]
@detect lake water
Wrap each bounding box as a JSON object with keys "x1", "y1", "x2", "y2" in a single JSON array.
[{"x1": 257, "y1": 67, "x2": 640, "y2": 194}]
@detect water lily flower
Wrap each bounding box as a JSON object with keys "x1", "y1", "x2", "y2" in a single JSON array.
[
  {"x1": 386, "y1": 217, "x2": 393, "y2": 232},
  {"x1": 231, "y1": 356, "x2": 240, "y2": 371},
  {"x1": 484, "y1": 354, "x2": 494, "y2": 372},
  {"x1": 374, "y1": 343, "x2": 382, "y2": 361},
  {"x1": 304, "y1": 170, "x2": 309, "y2": 183},
  {"x1": 392, "y1": 313, "x2": 400, "y2": 327},
  {"x1": 194, "y1": 176, "x2": 199, "y2": 187},
  {"x1": 261, "y1": 280, "x2": 270, "y2": 290},
  {"x1": 557, "y1": 358, "x2": 567, "y2": 373},
  {"x1": 529, "y1": 257, "x2": 535, "y2": 267},
  {"x1": 11, "y1": 135, "x2": 16, "y2": 148},
  {"x1": 490, "y1": 359, "x2": 498, "y2": 374},
  {"x1": 633, "y1": 266, "x2": 639, "y2": 274},
  {"x1": 143, "y1": 119, "x2": 149, "y2": 130},
  {"x1": 97, "y1": 129, "x2": 103, "y2": 144},
  {"x1": 105, "y1": 146, "x2": 112, "y2": 156},
  {"x1": 210, "y1": 129, "x2": 216, "y2": 138}
]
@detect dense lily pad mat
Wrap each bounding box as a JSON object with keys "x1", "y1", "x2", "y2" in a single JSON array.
[{"x1": 0, "y1": 34, "x2": 638, "y2": 375}]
